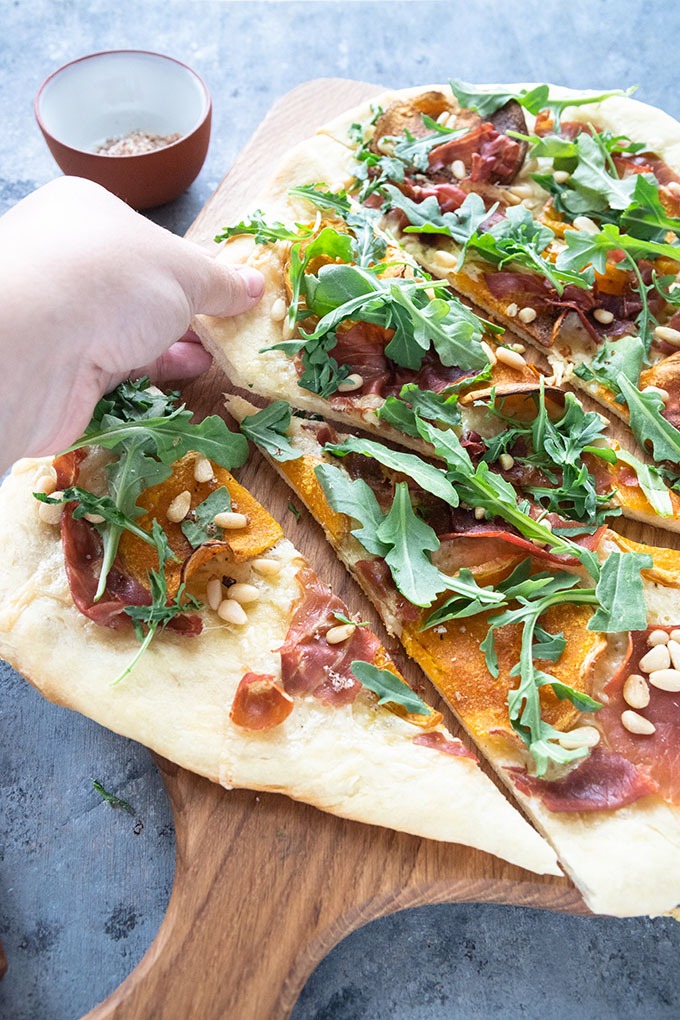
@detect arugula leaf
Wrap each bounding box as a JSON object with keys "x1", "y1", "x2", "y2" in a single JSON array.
[
  {"x1": 239, "y1": 401, "x2": 301, "y2": 462},
  {"x1": 180, "y1": 488, "x2": 231, "y2": 549},
  {"x1": 614, "y1": 448, "x2": 673, "y2": 517},
  {"x1": 350, "y1": 660, "x2": 432, "y2": 715},
  {"x1": 620, "y1": 174, "x2": 680, "y2": 242},
  {"x1": 33, "y1": 487, "x2": 156, "y2": 547},
  {"x1": 385, "y1": 186, "x2": 495, "y2": 250},
  {"x1": 375, "y1": 483, "x2": 448, "y2": 606},
  {"x1": 333, "y1": 611, "x2": 369, "y2": 627},
  {"x1": 556, "y1": 221, "x2": 680, "y2": 274},
  {"x1": 562, "y1": 133, "x2": 639, "y2": 214},
  {"x1": 449, "y1": 79, "x2": 634, "y2": 128},
  {"x1": 378, "y1": 383, "x2": 462, "y2": 438},
  {"x1": 618, "y1": 374, "x2": 680, "y2": 466},
  {"x1": 573, "y1": 334, "x2": 645, "y2": 398},
  {"x1": 588, "y1": 551, "x2": 652, "y2": 632},
  {"x1": 214, "y1": 212, "x2": 313, "y2": 246},
  {"x1": 287, "y1": 501, "x2": 301, "y2": 522},
  {"x1": 315, "y1": 463, "x2": 389, "y2": 556}
]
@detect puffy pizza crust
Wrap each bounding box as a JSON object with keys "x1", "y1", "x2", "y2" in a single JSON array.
[
  {"x1": 226, "y1": 398, "x2": 680, "y2": 916},
  {"x1": 0, "y1": 457, "x2": 558, "y2": 874}
]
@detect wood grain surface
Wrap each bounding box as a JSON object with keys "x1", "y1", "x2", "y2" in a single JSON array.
[{"x1": 84, "y1": 77, "x2": 673, "y2": 1020}]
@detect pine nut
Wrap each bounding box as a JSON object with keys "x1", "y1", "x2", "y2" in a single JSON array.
[
  {"x1": 474, "y1": 506, "x2": 486, "y2": 520},
  {"x1": 451, "y1": 159, "x2": 466, "y2": 179},
  {"x1": 84, "y1": 513, "x2": 105, "y2": 524},
  {"x1": 435, "y1": 248, "x2": 458, "y2": 268},
  {"x1": 665, "y1": 637, "x2": 680, "y2": 669},
  {"x1": 671, "y1": 629, "x2": 680, "y2": 643},
  {"x1": 227, "y1": 583, "x2": 260, "y2": 605},
  {"x1": 214, "y1": 511, "x2": 248, "y2": 530},
  {"x1": 496, "y1": 347, "x2": 527, "y2": 370},
  {"x1": 558, "y1": 726, "x2": 600, "y2": 750},
  {"x1": 270, "y1": 297, "x2": 287, "y2": 322},
  {"x1": 648, "y1": 668, "x2": 680, "y2": 692},
  {"x1": 217, "y1": 599, "x2": 248, "y2": 625},
  {"x1": 621, "y1": 710, "x2": 656, "y2": 735},
  {"x1": 337, "y1": 373, "x2": 364, "y2": 393},
  {"x1": 511, "y1": 343, "x2": 526, "y2": 353},
  {"x1": 553, "y1": 170, "x2": 570, "y2": 184},
  {"x1": 518, "y1": 306, "x2": 537, "y2": 324},
  {"x1": 167, "y1": 490, "x2": 192, "y2": 523},
  {"x1": 593, "y1": 308, "x2": 614, "y2": 325},
  {"x1": 436, "y1": 110, "x2": 450, "y2": 125},
  {"x1": 480, "y1": 340, "x2": 497, "y2": 365},
  {"x1": 641, "y1": 386, "x2": 669, "y2": 401},
  {"x1": 194, "y1": 457, "x2": 214, "y2": 484},
  {"x1": 654, "y1": 325, "x2": 680, "y2": 347},
  {"x1": 667, "y1": 181, "x2": 680, "y2": 199},
  {"x1": 648, "y1": 629, "x2": 670, "y2": 646},
  {"x1": 38, "y1": 493, "x2": 64, "y2": 525},
  {"x1": 206, "y1": 576, "x2": 223, "y2": 611},
  {"x1": 505, "y1": 302, "x2": 519, "y2": 317},
  {"x1": 34, "y1": 471, "x2": 57, "y2": 495},
  {"x1": 573, "y1": 215, "x2": 599, "y2": 234},
  {"x1": 639, "y1": 644, "x2": 671, "y2": 673},
  {"x1": 251, "y1": 558, "x2": 281, "y2": 577},
  {"x1": 326, "y1": 623, "x2": 356, "y2": 644},
  {"x1": 623, "y1": 673, "x2": 650, "y2": 710},
  {"x1": 499, "y1": 453, "x2": 515, "y2": 471}
]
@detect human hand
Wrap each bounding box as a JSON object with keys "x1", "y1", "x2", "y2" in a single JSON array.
[{"x1": 0, "y1": 177, "x2": 264, "y2": 470}]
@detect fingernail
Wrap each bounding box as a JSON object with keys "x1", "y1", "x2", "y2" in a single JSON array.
[{"x1": 237, "y1": 265, "x2": 265, "y2": 299}]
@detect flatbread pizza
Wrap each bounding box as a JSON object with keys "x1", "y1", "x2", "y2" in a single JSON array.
[{"x1": 0, "y1": 379, "x2": 557, "y2": 873}]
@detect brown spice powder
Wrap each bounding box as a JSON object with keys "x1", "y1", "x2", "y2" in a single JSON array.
[{"x1": 95, "y1": 130, "x2": 182, "y2": 156}]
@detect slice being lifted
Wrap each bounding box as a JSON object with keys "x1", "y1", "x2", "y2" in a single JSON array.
[
  {"x1": 0, "y1": 380, "x2": 557, "y2": 874},
  {"x1": 228, "y1": 394, "x2": 680, "y2": 916},
  {"x1": 195, "y1": 126, "x2": 680, "y2": 534}
]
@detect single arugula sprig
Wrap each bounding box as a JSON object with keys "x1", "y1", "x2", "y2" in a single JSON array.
[
  {"x1": 61, "y1": 379, "x2": 248, "y2": 601},
  {"x1": 510, "y1": 128, "x2": 646, "y2": 164},
  {"x1": 617, "y1": 375, "x2": 680, "y2": 467},
  {"x1": 289, "y1": 184, "x2": 388, "y2": 268},
  {"x1": 449, "y1": 79, "x2": 636, "y2": 130},
  {"x1": 115, "y1": 521, "x2": 203, "y2": 686},
  {"x1": 573, "y1": 333, "x2": 645, "y2": 399},
  {"x1": 239, "y1": 401, "x2": 301, "y2": 462},
  {"x1": 377, "y1": 382, "x2": 463, "y2": 437},
  {"x1": 214, "y1": 212, "x2": 314, "y2": 246},
  {"x1": 480, "y1": 382, "x2": 617, "y2": 524},
  {"x1": 33, "y1": 487, "x2": 157, "y2": 547},
  {"x1": 92, "y1": 780, "x2": 135, "y2": 815},
  {"x1": 180, "y1": 488, "x2": 232, "y2": 549},
  {"x1": 350, "y1": 660, "x2": 433, "y2": 716}
]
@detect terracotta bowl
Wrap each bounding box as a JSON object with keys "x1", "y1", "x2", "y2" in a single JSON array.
[{"x1": 34, "y1": 50, "x2": 212, "y2": 210}]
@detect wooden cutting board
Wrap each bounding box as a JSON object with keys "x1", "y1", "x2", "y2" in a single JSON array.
[{"x1": 84, "y1": 78, "x2": 598, "y2": 1020}]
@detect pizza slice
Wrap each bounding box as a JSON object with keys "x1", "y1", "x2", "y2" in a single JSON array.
[
  {"x1": 228, "y1": 394, "x2": 680, "y2": 917},
  {"x1": 194, "y1": 144, "x2": 680, "y2": 534},
  {"x1": 0, "y1": 379, "x2": 558, "y2": 874},
  {"x1": 319, "y1": 80, "x2": 680, "y2": 499}
]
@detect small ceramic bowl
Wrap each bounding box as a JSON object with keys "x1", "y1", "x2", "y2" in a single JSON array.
[{"x1": 34, "y1": 50, "x2": 212, "y2": 210}]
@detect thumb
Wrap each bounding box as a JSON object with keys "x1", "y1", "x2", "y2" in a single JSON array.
[{"x1": 184, "y1": 247, "x2": 265, "y2": 318}]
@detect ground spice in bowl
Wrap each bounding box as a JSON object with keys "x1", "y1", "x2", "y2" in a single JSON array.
[{"x1": 95, "y1": 129, "x2": 182, "y2": 156}]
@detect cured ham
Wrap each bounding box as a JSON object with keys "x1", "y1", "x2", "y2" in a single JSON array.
[{"x1": 230, "y1": 673, "x2": 294, "y2": 731}]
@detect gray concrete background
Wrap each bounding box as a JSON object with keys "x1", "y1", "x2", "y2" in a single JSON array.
[{"x1": 2, "y1": 1, "x2": 680, "y2": 1017}]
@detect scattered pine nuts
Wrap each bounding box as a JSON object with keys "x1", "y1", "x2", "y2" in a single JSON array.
[
  {"x1": 593, "y1": 308, "x2": 614, "y2": 325},
  {"x1": 84, "y1": 513, "x2": 105, "y2": 524},
  {"x1": 227, "y1": 583, "x2": 260, "y2": 605},
  {"x1": 270, "y1": 297, "x2": 287, "y2": 322},
  {"x1": 670, "y1": 637, "x2": 680, "y2": 669},
  {"x1": 553, "y1": 170, "x2": 570, "y2": 184},
  {"x1": 337, "y1": 373, "x2": 364, "y2": 393},
  {"x1": 499, "y1": 453, "x2": 515, "y2": 471},
  {"x1": 436, "y1": 110, "x2": 450, "y2": 125},
  {"x1": 251, "y1": 558, "x2": 281, "y2": 577},
  {"x1": 639, "y1": 643, "x2": 671, "y2": 674},
  {"x1": 518, "y1": 306, "x2": 537, "y2": 324},
  {"x1": 505, "y1": 302, "x2": 519, "y2": 317},
  {"x1": 214, "y1": 511, "x2": 248, "y2": 530},
  {"x1": 496, "y1": 346, "x2": 527, "y2": 370},
  {"x1": 648, "y1": 629, "x2": 670, "y2": 646},
  {"x1": 474, "y1": 506, "x2": 486, "y2": 520},
  {"x1": 34, "y1": 471, "x2": 57, "y2": 495},
  {"x1": 572, "y1": 215, "x2": 599, "y2": 234},
  {"x1": 557, "y1": 725, "x2": 600, "y2": 750},
  {"x1": 654, "y1": 325, "x2": 680, "y2": 347},
  {"x1": 623, "y1": 673, "x2": 650, "y2": 710},
  {"x1": 167, "y1": 490, "x2": 192, "y2": 523},
  {"x1": 641, "y1": 386, "x2": 670, "y2": 401},
  {"x1": 667, "y1": 181, "x2": 680, "y2": 199},
  {"x1": 326, "y1": 623, "x2": 356, "y2": 645},
  {"x1": 217, "y1": 599, "x2": 248, "y2": 625},
  {"x1": 621, "y1": 710, "x2": 656, "y2": 736},
  {"x1": 194, "y1": 457, "x2": 214, "y2": 484},
  {"x1": 671, "y1": 629, "x2": 680, "y2": 643},
  {"x1": 451, "y1": 159, "x2": 466, "y2": 180},
  {"x1": 206, "y1": 576, "x2": 223, "y2": 611},
  {"x1": 511, "y1": 343, "x2": 527, "y2": 353},
  {"x1": 648, "y1": 668, "x2": 680, "y2": 692}
]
